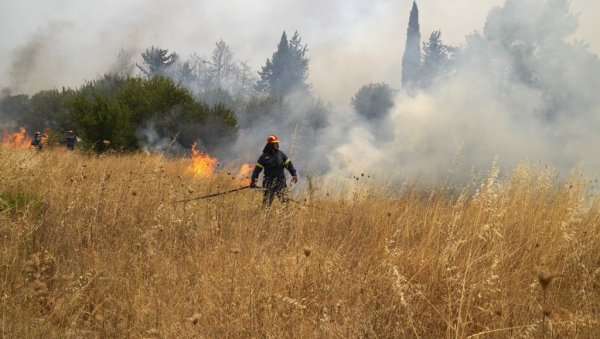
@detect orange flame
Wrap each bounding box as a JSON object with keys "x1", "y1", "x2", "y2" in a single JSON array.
[
  {"x1": 2, "y1": 127, "x2": 32, "y2": 148},
  {"x1": 41, "y1": 129, "x2": 49, "y2": 146},
  {"x1": 235, "y1": 163, "x2": 254, "y2": 185},
  {"x1": 186, "y1": 142, "x2": 218, "y2": 178}
]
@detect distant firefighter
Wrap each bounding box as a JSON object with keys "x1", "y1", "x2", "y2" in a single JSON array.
[
  {"x1": 30, "y1": 131, "x2": 43, "y2": 150},
  {"x1": 250, "y1": 135, "x2": 298, "y2": 206},
  {"x1": 64, "y1": 130, "x2": 78, "y2": 151}
]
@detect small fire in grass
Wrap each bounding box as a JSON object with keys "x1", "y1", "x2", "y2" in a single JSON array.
[
  {"x1": 186, "y1": 142, "x2": 218, "y2": 178},
  {"x1": 1, "y1": 127, "x2": 32, "y2": 148}
]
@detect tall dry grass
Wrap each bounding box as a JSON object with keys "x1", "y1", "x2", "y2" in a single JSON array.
[{"x1": 0, "y1": 146, "x2": 599, "y2": 338}]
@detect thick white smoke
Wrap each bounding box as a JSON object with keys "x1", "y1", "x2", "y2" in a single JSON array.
[
  {"x1": 2, "y1": 0, "x2": 599, "y2": 184},
  {"x1": 326, "y1": 0, "x2": 600, "y2": 182}
]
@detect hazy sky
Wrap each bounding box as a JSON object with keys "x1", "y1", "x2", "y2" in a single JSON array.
[{"x1": 0, "y1": 0, "x2": 598, "y2": 106}]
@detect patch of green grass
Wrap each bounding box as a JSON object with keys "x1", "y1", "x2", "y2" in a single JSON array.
[{"x1": 0, "y1": 191, "x2": 44, "y2": 216}]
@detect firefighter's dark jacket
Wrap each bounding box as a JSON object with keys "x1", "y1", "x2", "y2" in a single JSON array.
[
  {"x1": 65, "y1": 135, "x2": 77, "y2": 147},
  {"x1": 251, "y1": 146, "x2": 297, "y2": 183},
  {"x1": 31, "y1": 135, "x2": 42, "y2": 148}
]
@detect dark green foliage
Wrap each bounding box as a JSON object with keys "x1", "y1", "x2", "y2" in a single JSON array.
[
  {"x1": 197, "y1": 103, "x2": 239, "y2": 150},
  {"x1": 69, "y1": 91, "x2": 135, "y2": 152},
  {"x1": 402, "y1": 1, "x2": 422, "y2": 89},
  {"x1": 67, "y1": 74, "x2": 132, "y2": 151},
  {"x1": 241, "y1": 96, "x2": 284, "y2": 128},
  {"x1": 0, "y1": 93, "x2": 31, "y2": 124},
  {"x1": 78, "y1": 73, "x2": 128, "y2": 98},
  {"x1": 400, "y1": 3, "x2": 455, "y2": 91},
  {"x1": 117, "y1": 76, "x2": 203, "y2": 124},
  {"x1": 351, "y1": 83, "x2": 395, "y2": 120},
  {"x1": 256, "y1": 31, "x2": 310, "y2": 97},
  {"x1": 0, "y1": 89, "x2": 75, "y2": 134},
  {"x1": 195, "y1": 88, "x2": 247, "y2": 128},
  {"x1": 29, "y1": 89, "x2": 75, "y2": 132},
  {"x1": 306, "y1": 98, "x2": 330, "y2": 134},
  {"x1": 212, "y1": 103, "x2": 238, "y2": 129},
  {"x1": 287, "y1": 32, "x2": 310, "y2": 93},
  {"x1": 70, "y1": 75, "x2": 237, "y2": 153},
  {"x1": 0, "y1": 74, "x2": 238, "y2": 153},
  {"x1": 136, "y1": 46, "x2": 178, "y2": 78},
  {"x1": 421, "y1": 30, "x2": 454, "y2": 88}
]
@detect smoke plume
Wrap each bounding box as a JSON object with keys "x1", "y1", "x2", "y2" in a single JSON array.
[
  {"x1": 2, "y1": 0, "x2": 600, "y2": 184},
  {"x1": 325, "y1": 0, "x2": 600, "y2": 182}
]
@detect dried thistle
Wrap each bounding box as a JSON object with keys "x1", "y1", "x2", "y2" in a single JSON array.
[
  {"x1": 94, "y1": 313, "x2": 105, "y2": 325},
  {"x1": 303, "y1": 246, "x2": 312, "y2": 257},
  {"x1": 493, "y1": 306, "x2": 503, "y2": 317},
  {"x1": 187, "y1": 313, "x2": 201, "y2": 325},
  {"x1": 542, "y1": 304, "x2": 552, "y2": 318},
  {"x1": 536, "y1": 268, "x2": 562, "y2": 291}
]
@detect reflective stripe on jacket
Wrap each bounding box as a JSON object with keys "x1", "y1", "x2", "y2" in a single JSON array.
[{"x1": 251, "y1": 150, "x2": 297, "y2": 182}]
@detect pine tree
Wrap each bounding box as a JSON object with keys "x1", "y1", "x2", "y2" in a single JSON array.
[
  {"x1": 288, "y1": 31, "x2": 310, "y2": 94},
  {"x1": 421, "y1": 30, "x2": 453, "y2": 88},
  {"x1": 256, "y1": 31, "x2": 310, "y2": 97},
  {"x1": 402, "y1": 1, "x2": 422, "y2": 89},
  {"x1": 136, "y1": 46, "x2": 178, "y2": 78}
]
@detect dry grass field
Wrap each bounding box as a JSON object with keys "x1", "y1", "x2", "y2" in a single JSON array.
[{"x1": 1, "y1": 145, "x2": 599, "y2": 338}]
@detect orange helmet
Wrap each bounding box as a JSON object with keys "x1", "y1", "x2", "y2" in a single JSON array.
[{"x1": 266, "y1": 135, "x2": 280, "y2": 144}]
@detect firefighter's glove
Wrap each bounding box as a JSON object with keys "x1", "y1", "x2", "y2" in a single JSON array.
[
  {"x1": 249, "y1": 180, "x2": 257, "y2": 188},
  {"x1": 292, "y1": 175, "x2": 298, "y2": 184}
]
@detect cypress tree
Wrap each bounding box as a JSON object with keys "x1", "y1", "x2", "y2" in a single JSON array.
[{"x1": 402, "y1": 1, "x2": 422, "y2": 89}]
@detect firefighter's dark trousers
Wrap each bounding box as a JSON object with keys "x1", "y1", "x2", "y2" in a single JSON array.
[{"x1": 262, "y1": 179, "x2": 288, "y2": 206}]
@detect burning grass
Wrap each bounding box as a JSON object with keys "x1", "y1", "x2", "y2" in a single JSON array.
[
  {"x1": 1, "y1": 127, "x2": 32, "y2": 148},
  {"x1": 186, "y1": 142, "x2": 218, "y2": 178},
  {"x1": 0, "y1": 145, "x2": 599, "y2": 337}
]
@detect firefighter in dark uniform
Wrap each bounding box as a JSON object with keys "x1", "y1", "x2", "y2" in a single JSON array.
[
  {"x1": 65, "y1": 130, "x2": 77, "y2": 151},
  {"x1": 31, "y1": 131, "x2": 43, "y2": 150},
  {"x1": 250, "y1": 135, "x2": 298, "y2": 206}
]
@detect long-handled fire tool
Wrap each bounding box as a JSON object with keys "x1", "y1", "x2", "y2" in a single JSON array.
[
  {"x1": 172, "y1": 185, "x2": 346, "y2": 215},
  {"x1": 172, "y1": 185, "x2": 258, "y2": 203}
]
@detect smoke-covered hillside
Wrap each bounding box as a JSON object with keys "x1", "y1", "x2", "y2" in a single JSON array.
[
  {"x1": 1, "y1": 0, "x2": 600, "y2": 183},
  {"x1": 327, "y1": 0, "x2": 600, "y2": 182}
]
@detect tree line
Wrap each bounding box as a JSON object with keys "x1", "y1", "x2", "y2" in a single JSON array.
[
  {"x1": 0, "y1": 76, "x2": 236, "y2": 153},
  {"x1": 0, "y1": 5, "x2": 457, "y2": 156},
  {"x1": 0, "y1": 31, "x2": 331, "y2": 155},
  {"x1": 5, "y1": 0, "x2": 580, "y2": 157}
]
